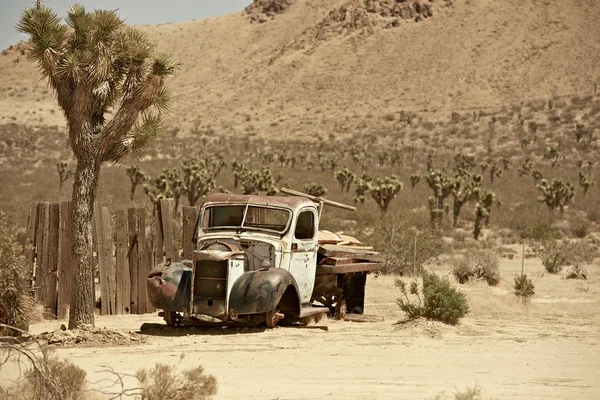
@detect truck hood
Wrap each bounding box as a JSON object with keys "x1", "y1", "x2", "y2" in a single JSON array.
[{"x1": 197, "y1": 232, "x2": 287, "y2": 253}]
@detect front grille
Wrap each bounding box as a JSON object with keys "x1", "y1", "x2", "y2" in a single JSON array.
[{"x1": 194, "y1": 260, "x2": 227, "y2": 300}]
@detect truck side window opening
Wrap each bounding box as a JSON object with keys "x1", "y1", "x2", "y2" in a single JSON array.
[{"x1": 295, "y1": 211, "x2": 314, "y2": 240}]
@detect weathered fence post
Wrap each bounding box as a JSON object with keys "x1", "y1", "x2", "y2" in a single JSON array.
[
  {"x1": 127, "y1": 208, "x2": 139, "y2": 314},
  {"x1": 115, "y1": 209, "x2": 130, "y2": 314},
  {"x1": 159, "y1": 198, "x2": 178, "y2": 262},
  {"x1": 44, "y1": 203, "x2": 60, "y2": 315},
  {"x1": 153, "y1": 205, "x2": 164, "y2": 266},
  {"x1": 35, "y1": 202, "x2": 49, "y2": 304},
  {"x1": 57, "y1": 201, "x2": 72, "y2": 319},
  {"x1": 136, "y1": 208, "x2": 147, "y2": 314},
  {"x1": 94, "y1": 205, "x2": 116, "y2": 315},
  {"x1": 25, "y1": 204, "x2": 39, "y2": 293},
  {"x1": 182, "y1": 206, "x2": 198, "y2": 260}
]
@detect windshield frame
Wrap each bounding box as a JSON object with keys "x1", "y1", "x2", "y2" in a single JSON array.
[{"x1": 200, "y1": 203, "x2": 293, "y2": 235}]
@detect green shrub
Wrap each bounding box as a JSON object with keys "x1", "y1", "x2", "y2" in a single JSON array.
[
  {"x1": 396, "y1": 270, "x2": 469, "y2": 325},
  {"x1": 513, "y1": 274, "x2": 535, "y2": 301},
  {"x1": 451, "y1": 249, "x2": 500, "y2": 286}
]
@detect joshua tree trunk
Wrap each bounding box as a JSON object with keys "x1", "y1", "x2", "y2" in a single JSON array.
[{"x1": 68, "y1": 157, "x2": 101, "y2": 329}]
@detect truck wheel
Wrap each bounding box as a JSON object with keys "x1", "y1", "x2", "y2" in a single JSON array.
[
  {"x1": 164, "y1": 311, "x2": 179, "y2": 327},
  {"x1": 265, "y1": 309, "x2": 283, "y2": 329},
  {"x1": 334, "y1": 299, "x2": 347, "y2": 320}
]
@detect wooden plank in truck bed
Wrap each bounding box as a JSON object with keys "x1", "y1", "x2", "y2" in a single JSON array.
[
  {"x1": 316, "y1": 263, "x2": 381, "y2": 276},
  {"x1": 318, "y1": 244, "x2": 382, "y2": 262}
]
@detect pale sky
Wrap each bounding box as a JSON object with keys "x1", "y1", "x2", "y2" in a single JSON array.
[{"x1": 0, "y1": 0, "x2": 253, "y2": 51}]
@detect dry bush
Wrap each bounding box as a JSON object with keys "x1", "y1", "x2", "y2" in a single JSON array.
[
  {"x1": 0, "y1": 211, "x2": 34, "y2": 336},
  {"x1": 367, "y1": 210, "x2": 446, "y2": 275},
  {"x1": 452, "y1": 248, "x2": 500, "y2": 286},
  {"x1": 0, "y1": 336, "x2": 87, "y2": 400},
  {"x1": 530, "y1": 240, "x2": 592, "y2": 274},
  {"x1": 136, "y1": 359, "x2": 217, "y2": 400}
]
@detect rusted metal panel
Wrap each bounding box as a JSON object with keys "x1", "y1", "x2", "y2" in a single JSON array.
[
  {"x1": 316, "y1": 263, "x2": 381, "y2": 276},
  {"x1": 147, "y1": 260, "x2": 192, "y2": 312},
  {"x1": 228, "y1": 268, "x2": 301, "y2": 316}
]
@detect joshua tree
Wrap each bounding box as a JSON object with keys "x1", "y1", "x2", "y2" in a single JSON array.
[
  {"x1": 304, "y1": 182, "x2": 327, "y2": 198},
  {"x1": 410, "y1": 174, "x2": 421, "y2": 190},
  {"x1": 425, "y1": 168, "x2": 453, "y2": 213},
  {"x1": 473, "y1": 190, "x2": 496, "y2": 240},
  {"x1": 182, "y1": 158, "x2": 216, "y2": 206},
  {"x1": 353, "y1": 174, "x2": 372, "y2": 204},
  {"x1": 537, "y1": 179, "x2": 575, "y2": 215},
  {"x1": 334, "y1": 168, "x2": 356, "y2": 193},
  {"x1": 18, "y1": 4, "x2": 178, "y2": 328},
  {"x1": 368, "y1": 176, "x2": 404, "y2": 214},
  {"x1": 450, "y1": 173, "x2": 482, "y2": 227},
  {"x1": 578, "y1": 171, "x2": 595, "y2": 196},
  {"x1": 56, "y1": 161, "x2": 72, "y2": 192},
  {"x1": 126, "y1": 165, "x2": 146, "y2": 201}
]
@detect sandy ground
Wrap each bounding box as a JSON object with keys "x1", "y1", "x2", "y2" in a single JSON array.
[{"x1": 3, "y1": 260, "x2": 600, "y2": 400}]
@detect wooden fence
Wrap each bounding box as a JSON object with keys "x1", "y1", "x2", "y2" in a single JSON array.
[{"x1": 26, "y1": 199, "x2": 200, "y2": 318}]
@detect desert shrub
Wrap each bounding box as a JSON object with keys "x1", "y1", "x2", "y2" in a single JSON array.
[
  {"x1": 0, "y1": 211, "x2": 32, "y2": 336},
  {"x1": 369, "y1": 211, "x2": 446, "y2": 275},
  {"x1": 566, "y1": 265, "x2": 587, "y2": 280},
  {"x1": 0, "y1": 343, "x2": 87, "y2": 400},
  {"x1": 530, "y1": 240, "x2": 588, "y2": 274},
  {"x1": 513, "y1": 274, "x2": 535, "y2": 301},
  {"x1": 501, "y1": 203, "x2": 558, "y2": 240},
  {"x1": 452, "y1": 249, "x2": 500, "y2": 286},
  {"x1": 396, "y1": 270, "x2": 469, "y2": 325},
  {"x1": 136, "y1": 361, "x2": 217, "y2": 400}
]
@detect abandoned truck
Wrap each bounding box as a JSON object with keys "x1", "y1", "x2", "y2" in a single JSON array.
[{"x1": 147, "y1": 188, "x2": 381, "y2": 328}]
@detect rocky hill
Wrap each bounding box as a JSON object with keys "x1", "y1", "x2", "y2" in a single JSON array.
[{"x1": 0, "y1": 0, "x2": 599, "y2": 139}]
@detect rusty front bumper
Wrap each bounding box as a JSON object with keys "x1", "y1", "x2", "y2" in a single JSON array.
[{"x1": 147, "y1": 260, "x2": 192, "y2": 312}]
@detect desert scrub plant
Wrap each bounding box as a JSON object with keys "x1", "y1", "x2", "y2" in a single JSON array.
[
  {"x1": 578, "y1": 171, "x2": 595, "y2": 196},
  {"x1": 334, "y1": 168, "x2": 356, "y2": 193},
  {"x1": 369, "y1": 211, "x2": 445, "y2": 275},
  {"x1": 513, "y1": 274, "x2": 535, "y2": 302},
  {"x1": 0, "y1": 338, "x2": 87, "y2": 399},
  {"x1": 0, "y1": 211, "x2": 34, "y2": 336},
  {"x1": 304, "y1": 182, "x2": 327, "y2": 197},
  {"x1": 451, "y1": 249, "x2": 500, "y2": 286},
  {"x1": 530, "y1": 240, "x2": 577, "y2": 274},
  {"x1": 396, "y1": 270, "x2": 469, "y2": 325},
  {"x1": 136, "y1": 359, "x2": 217, "y2": 400}
]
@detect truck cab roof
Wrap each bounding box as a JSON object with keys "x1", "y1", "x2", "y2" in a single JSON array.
[{"x1": 202, "y1": 193, "x2": 317, "y2": 212}]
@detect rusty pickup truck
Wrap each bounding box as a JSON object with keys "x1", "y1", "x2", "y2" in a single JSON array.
[{"x1": 147, "y1": 188, "x2": 381, "y2": 328}]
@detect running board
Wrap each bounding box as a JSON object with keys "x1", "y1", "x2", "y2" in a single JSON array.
[{"x1": 299, "y1": 305, "x2": 329, "y2": 318}]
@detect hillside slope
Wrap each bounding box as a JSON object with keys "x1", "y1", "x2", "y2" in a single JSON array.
[{"x1": 0, "y1": 0, "x2": 599, "y2": 138}]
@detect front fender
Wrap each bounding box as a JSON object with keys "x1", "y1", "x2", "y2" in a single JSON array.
[
  {"x1": 147, "y1": 260, "x2": 192, "y2": 312},
  {"x1": 229, "y1": 268, "x2": 301, "y2": 316}
]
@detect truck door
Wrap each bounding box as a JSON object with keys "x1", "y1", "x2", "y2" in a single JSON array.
[{"x1": 289, "y1": 207, "x2": 318, "y2": 303}]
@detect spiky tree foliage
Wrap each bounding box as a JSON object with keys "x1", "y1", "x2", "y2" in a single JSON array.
[
  {"x1": 514, "y1": 274, "x2": 535, "y2": 302},
  {"x1": 144, "y1": 168, "x2": 185, "y2": 210},
  {"x1": 182, "y1": 158, "x2": 216, "y2": 206},
  {"x1": 489, "y1": 162, "x2": 502, "y2": 184},
  {"x1": 353, "y1": 174, "x2": 372, "y2": 204},
  {"x1": 410, "y1": 174, "x2": 421, "y2": 190},
  {"x1": 242, "y1": 168, "x2": 279, "y2": 195},
  {"x1": 334, "y1": 168, "x2": 356, "y2": 193},
  {"x1": 126, "y1": 164, "x2": 147, "y2": 201},
  {"x1": 453, "y1": 152, "x2": 475, "y2": 173},
  {"x1": 368, "y1": 176, "x2": 404, "y2": 214},
  {"x1": 304, "y1": 182, "x2": 327, "y2": 198},
  {"x1": 18, "y1": 4, "x2": 178, "y2": 328},
  {"x1": 204, "y1": 153, "x2": 226, "y2": 178},
  {"x1": 537, "y1": 179, "x2": 575, "y2": 215},
  {"x1": 578, "y1": 171, "x2": 595, "y2": 196},
  {"x1": 450, "y1": 173, "x2": 482, "y2": 227},
  {"x1": 532, "y1": 169, "x2": 543, "y2": 183},
  {"x1": 473, "y1": 190, "x2": 496, "y2": 240},
  {"x1": 518, "y1": 157, "x2": 533, "y2": 176},
  {"x1": 56, "y1": 161, "x2": 72, "y2": 192},
  {"x1": 425, "y1": 168, "x2": 453, "y2": 212}
]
